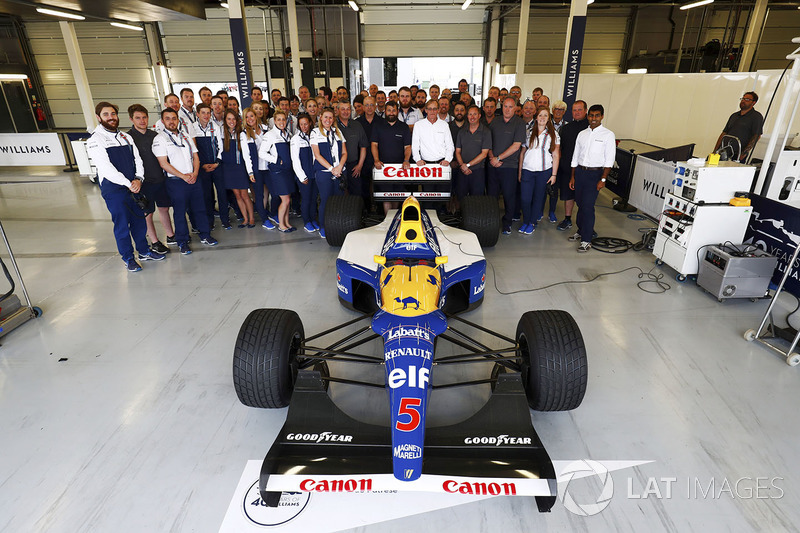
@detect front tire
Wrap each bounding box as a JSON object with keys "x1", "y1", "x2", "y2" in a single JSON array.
[
  {"x1": 461, "y1": 195, "x2": 500, "y2": 248},
  {"x1": 233, "y1": 309, "x2": 304, "y2": 408},
  {"x1": 325, "y1": 195, "x2": 364, "y2": 246},
  {"x1": 516, "y1": 310, "x2": 588, "y2": 411}
]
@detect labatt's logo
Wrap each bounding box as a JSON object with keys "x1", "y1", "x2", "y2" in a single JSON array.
[
  {"x1": 387, "y1": 326, "x2": 431, "y2": 341},
  {"x1": 383, "y1": 166, "x2": 443, "y2": 178}
]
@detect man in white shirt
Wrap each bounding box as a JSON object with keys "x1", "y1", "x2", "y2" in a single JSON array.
[
  {"x1": 569, "y1": 104, "x2": 615, "y2": 252},
  {"x1": 397, "y1": 86, "x2": 422, "y2": 130},
  {"x1": 178, "y1": 88, "x2": 197, "y2": 134},
  {"x1": 412, "y1": 100, "x2": 454, "y2": 166},
  {"x1": 152, "y1": 108, "x2": 216, "y2": 254},
  {"x1": 154, "y1": 93, "x2": 182, "y2": 134}
]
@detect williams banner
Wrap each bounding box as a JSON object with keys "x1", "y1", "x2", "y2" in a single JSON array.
[
  {"x1": 744, "y1": 195, "x2": 800, "y2": 297},
  {"x1": 562, "y1": 15, "x2": 586, "y2": 120}
]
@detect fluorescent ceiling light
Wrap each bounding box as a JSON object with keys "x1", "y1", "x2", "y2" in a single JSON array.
[
  {"x1": 220, "y1": 2, "x2": 229, "y2": 7},
  {"x1": 680, "y1": 0, "x2": 713, "y2": 10},
  {"x1": 348, "y1": 1, "x2": 359, "y2": 11},
  {"x1": 462, "y1": 0, "x2": 472, "y2": 10},
  {"x1": 587, "y1": 0, "x2": 595, "y2": 4},
  {"x1": 627, "y1": 68, "x2": 647, "y2": 74},
  {"x1": 110, "y1": 22, "x2": 143, "y2": 31},
  {"x1": 0, "y1": 74, "x2": 28, "y2": 80},
  {"x1": 36, "y1": 7, "x2": 85, "y2": 20}
]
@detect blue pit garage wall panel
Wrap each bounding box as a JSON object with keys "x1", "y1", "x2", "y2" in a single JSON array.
[
  {"x1": 230, "y1": 17, "x2": 253, "y2": 110},
  {"x1": 562, "y1": 15, "x2": 586, "y2": 120}
]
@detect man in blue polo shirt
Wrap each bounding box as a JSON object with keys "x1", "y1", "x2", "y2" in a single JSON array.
[{"x1": 371, "y1": 100, "x2": 411, "y2": 213}]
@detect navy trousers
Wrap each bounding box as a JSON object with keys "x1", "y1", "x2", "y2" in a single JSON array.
[
  {"x1": 166, "y1": 177, "x2": 210, "y2": 245},
  {"x1": 316, "y1": 171, "x2": 343, "y2": 227},
  {"x1": 488, "y1": 166, "x2": 518, "y2": 227},
  {"x1": 100, "y1": 180, "x2": 150, "y2": 262},
  {"x1": 208, "y1": 166, "x2": 232, "y2": 226},
  {"x1": 456, "y1": 165, "x2": 485, "y2": 199},
  {"x1": 520, "y1": 168, "x2": 551, "y2": 226},
  {"x1": 252, "y1": 168, "x2": 273, "y2": 222},
  {"x1": 573, "y1": 167, "x2": 602, "y2": 242},
  {"x1": 299, "y1": 178, "x2": 319, "y2": 225}
]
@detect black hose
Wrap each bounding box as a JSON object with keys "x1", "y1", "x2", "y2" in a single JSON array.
[{"x1": 0, "y1": 257, "x2": 16, "y2": 304}]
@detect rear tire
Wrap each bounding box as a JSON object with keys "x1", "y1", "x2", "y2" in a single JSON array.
[
  {"x1": 233, "y1": 309, "x2": 304, "y2": 408},
  {"x1": 516, "y1": 310, "x2": 588, "y2": 411},
  {"x1": 325, "y1": 195, "x2": 364, "y2": 246},
  {"x1": 461, "y1": 195, "x2": 500, "y2": 248}
]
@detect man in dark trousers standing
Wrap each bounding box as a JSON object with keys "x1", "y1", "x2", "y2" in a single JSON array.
[
  {"x1": 555, "y1": 100, "x2": 589, "y2": 231},
  {"x1": 569, "y1": 104, "x2": 616, "y2": 253},
  {"x1": 488, "y1": 96, "x2": 526, "y2": 235},
  {"x1": 86, "y1": 101, "x2": 165, "y2": 272}
]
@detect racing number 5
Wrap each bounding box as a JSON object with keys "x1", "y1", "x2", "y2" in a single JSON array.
[{"x1": 396, "y1": 398, "x2": 422, "y2": 432}]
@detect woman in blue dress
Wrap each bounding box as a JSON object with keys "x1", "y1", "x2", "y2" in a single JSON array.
[
  {"x1": 221, "y1": 109, "x2": 255, "y2": 228},
  {"x1": 310, "y1": 108, "x2": 347, "y2": 240},
  {"x1": 242, "y1": 107, "x2": 275, "y2": 230},
  {"x1": 258, "y1": 110, "x2": 296, "y2": 232}
]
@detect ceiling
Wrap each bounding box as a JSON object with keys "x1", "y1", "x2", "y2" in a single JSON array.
[{"x1": 0, "y1": 0, "x2": 206, "y2": 21}]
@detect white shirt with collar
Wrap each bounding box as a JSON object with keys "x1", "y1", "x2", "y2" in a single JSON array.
[
  {"x1": 211, "y1": 114, "x2": 225, "y2": 132},
  {"x1": 259, "y1": 127, "x2": 293, "y2": 166},
  {"x1": 85, "y1": 125, "x2": 144, "y2": 187},
  {"x1": 290, "y1": 130, "x2": 313, "y2": 182},
  {"x1": 151, "y1": 129, "x2": 198, "y2": 177},
  {"x1": 179, "y1": 106, "x2": 197, "y2": 130},
  {"x1": 398, "y1": 106, "x2": 421, "y2": 127},
  {"x1": 437, "y1": 113, "x2": 452, "y2": 124},
  {"x1": 411, "y1": 117, "x2": 455, "y2": 163},
  {"x1": 191, "y1": 120, "x2": 223, "y2": 161},
  {"x1": 522, "y1": 130, "x2": 560, "y2": 172},
  {"x1": 571, "y1": 124, "x2": 615, "y2": 168}
]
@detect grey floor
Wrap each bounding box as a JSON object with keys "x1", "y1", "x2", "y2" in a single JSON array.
[{"x1": 0, "y1": 166, "x2": 798, "y2": 533}]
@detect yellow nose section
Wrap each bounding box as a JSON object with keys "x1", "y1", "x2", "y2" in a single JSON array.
[
  {"x1": 396, "y1": 196, "x2": 427, "y2": 244},
  {"x1": 380, "y1": 265, "x2": 442, "y2": 317}
]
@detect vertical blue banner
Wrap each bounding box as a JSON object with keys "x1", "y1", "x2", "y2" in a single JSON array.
[
  {"x1": 562, "y1": 15, "x2": 586, "y2": 121},
  {"x1": 230, "y1": 17, "x2": 253, "y2": 110}
]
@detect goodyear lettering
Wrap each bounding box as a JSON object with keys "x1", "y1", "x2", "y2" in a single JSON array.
[
  {"x1": 463, "y1": 435, "x2": 533, "y2": 446},
  {"x1": 384, "y1": 347, "x2": 432, "y2": 361},
  {"x1": 443, "y1": 480, "x2": 517, "y2": 495},
  {"x1": 393, "y1": 443, "x2": 422, "y2": 460},
  {"x1": 286, "y1": 432, "x2": 354, "y2": 443},
  {"x1": 300, "y1": 478, "x2": 373, "y2": 492},
  {"x1": 387, "y1": 326, "x2": 431, "y2": 341},
  {"x1": 388, "y1": 365, "x2": 430, "y2": 389}
]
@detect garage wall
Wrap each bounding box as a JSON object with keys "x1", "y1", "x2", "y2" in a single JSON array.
[
  {"x1": 25, "y1": 21, "x2": 157, "y2": 129},
  {"x1": 361, "y1": 5, "x2": 485, "y2": 58},
  {"x1": 501, "y1": 8, "x2": 630, "y2": 74},
  {"x1": 160, "y1": 6, "x2": 359, "y2": 85},
  {"x1": 753, "y1": 8, "x2": 800, "y2": 70}
]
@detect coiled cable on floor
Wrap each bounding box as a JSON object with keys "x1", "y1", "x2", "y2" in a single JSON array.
[{"x1": 591, "y1": 237, "x2": 634, "y2": 254}]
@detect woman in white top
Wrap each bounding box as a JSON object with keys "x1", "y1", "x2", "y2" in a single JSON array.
[
  {"x1": 258, "y1": 111, "x2": 297, "y2": 232},
  {"x1": 221, "y1": 109, "x2": 255, "y2": 228},
  {"x1": 518, "y1": 106, "x2": 560, "y2": 236},
  {"x1": 242, "y1": 107, "x2": 276, "y2": 230},
  {"x1": 310, "y1": 108, "x2": 347, "y2": 240}
]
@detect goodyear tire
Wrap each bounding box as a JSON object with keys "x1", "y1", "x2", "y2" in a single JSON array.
[
  {"x1": 233, "y1": 309, "x2": 304, "y2": 408},
  {"x1": 461, "y1": 195, "x2": 500, "y2": 248},
  {"x1": 325, "y1": 195, "x2": 364, "y2": 246},
  {"x1": 516, "y1": 310, "x2": 587, "y2": 411}
]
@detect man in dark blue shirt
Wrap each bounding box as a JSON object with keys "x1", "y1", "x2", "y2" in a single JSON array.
[{"x1": 371, "y1": 100, "x2": 411, "y2": 213}]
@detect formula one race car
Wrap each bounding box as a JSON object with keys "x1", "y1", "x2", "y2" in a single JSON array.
[{"x1": 232, "y1": 197, "x2": 587, "y2": 512}]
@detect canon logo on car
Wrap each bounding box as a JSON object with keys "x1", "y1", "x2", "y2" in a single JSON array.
[
  {"x1": 285, "y1": 431, "x2": 354, "y2": 443},
  {"x1": 443, "y1": 480, "x2": 517, "y2": 495},
  {"x1": 299, "y1": 478, "x2": 373, "y2": 492},
  {"x1": 383, "y1": 166, "x2": 443, "y2": 178},
  {"x1": 463, "y1": 435, "x2": 533, "y2": 446}
]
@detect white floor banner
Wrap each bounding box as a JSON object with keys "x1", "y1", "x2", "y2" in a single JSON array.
[
  {"x1": 0, "y1": 133, "x2": 65, "y2": 166},
  {"x1": 628, "y1": 156, "x2": 675, "y2": 219}
]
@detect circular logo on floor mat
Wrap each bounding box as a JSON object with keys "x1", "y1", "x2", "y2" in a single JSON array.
[{"x1": 242, "y1": 480, "x2": 310, "y2": 526}]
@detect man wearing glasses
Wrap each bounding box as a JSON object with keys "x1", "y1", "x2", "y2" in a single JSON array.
[{"x1": 714, "y1": 92, "x2": 763, "y2": 162}]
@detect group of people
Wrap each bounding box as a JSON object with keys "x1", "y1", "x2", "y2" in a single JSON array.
[{"x1": 87, "y1": 79, "x2": 615, "y2": 272}]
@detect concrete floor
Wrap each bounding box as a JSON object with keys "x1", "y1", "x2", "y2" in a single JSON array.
[{"x1": 0, "y1": 167, "x2": 798, "y2": 533}]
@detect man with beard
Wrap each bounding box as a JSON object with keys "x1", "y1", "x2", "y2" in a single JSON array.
[
  {"x1": 449, "y1": 102, "x2": 467, "y2": 144},
  {"x1": 714, "y1": 92, "x2": 763, "y2": 161},
  {"x1": 397, "y1": 86, "x2": 422, "y2": 130},
  {"x1": 86, "y1": 102, "x2": 165, "y2": 272},
  {"x1": 449, "y1": 102, "x2": 468, "y2": 199},
  {"x1": 152, "y1": 108, "x2": 217, "y2": 255},
  {"x1": 179, "y1": 88, "x2": 197, "y2": 134},
  {"x1": 414, "y1": 89, "x2": 428, "y2": 115},
  {"x1": 371, "y1": 100, "x2": 412, "y2": 213}
]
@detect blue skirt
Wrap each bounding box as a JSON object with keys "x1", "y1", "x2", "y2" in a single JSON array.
[
  {"x1": 223, "y1": 162, "x2": 250, "y2": 190},
  {"x1": 269, "y1": 167, "x2": 294, "y2": 196}
]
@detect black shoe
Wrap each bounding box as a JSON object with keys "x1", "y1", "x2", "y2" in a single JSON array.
[
  {"x1": 165, "y1": 235, "x2": 177, "y2": 246},
  {"x1": 179, "y1": 242, "x2": 192, "y2": 255},
  {"x1": 150, "y1": 241, "x2": 169, "y2": 254},
  {"x1": 125, "y1": 258, "x2": 142, "y2": 272}
]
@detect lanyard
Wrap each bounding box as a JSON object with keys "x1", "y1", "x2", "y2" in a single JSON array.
[
  {"x1": 279, "y1": 128, "x2": 289, "y2": 144},
  {"x1": 325, "y1": 128, "x2": 339, "y2": 167},
  {"x1": 166, "y1": 130, "x2": 187, "y2": 149}
]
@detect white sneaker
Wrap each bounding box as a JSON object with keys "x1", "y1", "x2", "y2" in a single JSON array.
[
  {"x1": 568, "y1": 232, "x2": 581, "y2": 242},
  {"x1": 577, "y1": 241, "x2": 592, "y2": 253}
]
